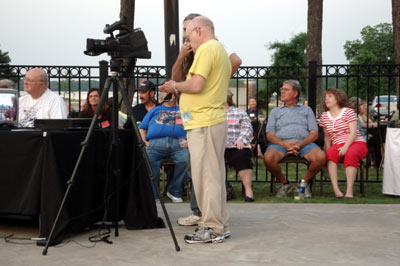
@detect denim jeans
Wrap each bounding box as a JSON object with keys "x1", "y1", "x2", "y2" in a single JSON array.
[
  {"x1": 190, "y1": 184, "x2": 202, "y2": 217},
  {"x1": 185, "y1": 154, "x2": 202, "y2": 216},
  {"x1": 146, "y1": 137, "x2": 189, "y2": 199}
]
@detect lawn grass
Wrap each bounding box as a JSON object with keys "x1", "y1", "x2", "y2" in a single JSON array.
[
  {"x1": 161, "y1": 159, "x2": 400, "y2": 204},
  {"x1": 225, "y1": 161, "x2": 400, "y2": 204},
  {"x1": 226, "y1": 181, "x2": 400, "y2": 204}
]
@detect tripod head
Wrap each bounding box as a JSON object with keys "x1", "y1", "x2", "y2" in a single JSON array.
[
  {"x1": 109, "y1": 57, "x2": 138, "y2": 79},
  {"x1": 109, "y1": 59, "x2": 122, "y2": 74}
]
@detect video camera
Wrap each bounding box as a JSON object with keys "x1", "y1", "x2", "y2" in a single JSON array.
[{"x1": 84, "y1": 17, "x2": 151, "y2": 59}]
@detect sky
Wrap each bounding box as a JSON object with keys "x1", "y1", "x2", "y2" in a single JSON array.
[{"x1": 0, "y1": 0, "x2": 393, "y2": 67}]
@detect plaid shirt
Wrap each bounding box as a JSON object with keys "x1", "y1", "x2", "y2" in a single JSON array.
[{"x1": 226, "y1": 106, "x2": 253, "y2": 148}]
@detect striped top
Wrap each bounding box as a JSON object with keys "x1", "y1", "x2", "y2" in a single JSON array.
[{"x1": 319, "y1": 107, "x2": 366, "y2": 145}]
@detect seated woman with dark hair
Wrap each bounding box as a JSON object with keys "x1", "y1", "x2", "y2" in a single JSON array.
[{"x1": 79, "y1": 88, "x2": 112, "y2": 127}]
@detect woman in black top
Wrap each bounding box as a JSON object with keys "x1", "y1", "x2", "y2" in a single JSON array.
[{"x1": 79, "y1": 88, "x2": 112, "y2": 127}]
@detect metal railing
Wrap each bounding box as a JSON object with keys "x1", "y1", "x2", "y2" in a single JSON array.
[{"x1": 2, "y1": 61, "x2": 399, "y2": 183}]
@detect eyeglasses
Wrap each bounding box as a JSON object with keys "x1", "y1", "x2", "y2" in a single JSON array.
[
  {"x1": 23, "y1": 78, "x2": 43, "y2": 83},
  {"x1": 280, "y1": 87, "x2": 291, "y2": 92}
]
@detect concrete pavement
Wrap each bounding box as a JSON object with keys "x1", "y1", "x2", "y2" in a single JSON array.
[{"x1": 1, "y1": 203, "x2": 399, "y2": 266}]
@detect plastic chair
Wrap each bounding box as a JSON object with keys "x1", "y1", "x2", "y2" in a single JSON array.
[
  {"x1": 160, "y1": 158, "x2": 190, "y2": 200},
  {"x1": 270, "y1": 154, "x2": 318, "y2": 194},
  {"x1": 320, "y1": 159, "x2": 365, "y2": 197}
]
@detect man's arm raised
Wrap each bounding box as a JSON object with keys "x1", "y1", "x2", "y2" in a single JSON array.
[
  {"x1": 229, "y1": 53, "x2": 242, "y2": 77},
  {"x1": 171, "y1": 43, "x2": 193, "y2": 81}
]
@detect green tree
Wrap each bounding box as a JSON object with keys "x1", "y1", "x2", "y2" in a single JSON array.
[
  {"x1": 263, "y1": 33, "x2": 307, "y2": 102},
  {"x1": 343, "y1": 23, "x2": 395, "y2": 99},
  {"x1": 0, "y1": 47, "x2": 13, "y2": 79},
  {"x1": 268, "y1": 32, "x2": 307, "y2": 67},
  {"x1": 344, "y1": 23, "x2": 394, "y2": 64},
  {"x1": 0, "y1": 48, "x2": 11, "y2": 64}
]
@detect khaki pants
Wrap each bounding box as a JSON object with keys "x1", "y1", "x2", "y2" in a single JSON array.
[{"x1": 187, "y1": 121, "x2": 229, "y2": 235}]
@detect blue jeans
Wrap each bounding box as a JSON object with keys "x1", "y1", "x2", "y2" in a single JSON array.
[{"x1": 146, "y1": 137, "x2": 189, "y2": 199}]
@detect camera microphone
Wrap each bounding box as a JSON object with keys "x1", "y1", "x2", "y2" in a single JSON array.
[
  {"x1": 103, "y1": 17, "x2": 127, "y2": 34},
  {"x1": 163, "y1": 93, "x2": 173, "y2": 102}
]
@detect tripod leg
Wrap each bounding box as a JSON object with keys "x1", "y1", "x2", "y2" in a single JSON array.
[
  {"x1": 42, "y1": 78, "x2": 113, "y2": 255},
  {"x1": 111, "y1": 77, "x2": 120, "y2": 237},
  {"x1": 118, "y1": 78, "x2": 180, "y2": 252}
]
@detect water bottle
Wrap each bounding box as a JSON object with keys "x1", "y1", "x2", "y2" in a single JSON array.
[{"x1": 299, "y1": 179, "x2": 306, "y2": 200}]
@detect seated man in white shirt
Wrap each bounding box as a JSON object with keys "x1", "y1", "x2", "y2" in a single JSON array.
[{"x1": 19, "y1": 68, "x2": 67, "y2": 127}]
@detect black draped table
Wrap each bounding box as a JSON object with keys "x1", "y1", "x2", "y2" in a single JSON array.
[{"x1": 0, "y1": 128, "x2": 163, "y2": 244}]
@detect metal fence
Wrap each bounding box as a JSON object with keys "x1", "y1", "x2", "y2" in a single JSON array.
[{"x1": 2, "y1": 62, "x2": 399, "y2": 183}]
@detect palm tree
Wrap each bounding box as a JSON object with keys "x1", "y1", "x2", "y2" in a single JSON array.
[
  {"x1": 393, "y1": 0, "x2": 400, "y2": 64},
  {"x1": 120, "y1": 0, "x2": 136, "y2": 112},
  {"x1": 392, "y1": 0, "x2": 400, "y2": 110},
  {"x1": 306, "y1": 0, "x2": 323, "y2": 114},
  {"x1": 120, "y1": 0, "x2": 135, "y2": 29}
]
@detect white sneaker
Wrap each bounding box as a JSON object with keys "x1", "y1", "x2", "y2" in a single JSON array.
[
  {"x1": 192, "y1": 227, "x2": 231, "y2": 239},
  {"x1": 276, "y1": 183, "x2": 293, "y2": 198},
  {"x1": 223, "y1": 230, "x2": 231, "y2": 239},
  {"x1": 177, "y1": 214, "x2": 201, "y2": 226},
  {"x1": 184, "y1": 227, "x2": 224, "y2": 244},
  {"x1": 167, "y1": 192, "x2": 183, "y2": 203}
]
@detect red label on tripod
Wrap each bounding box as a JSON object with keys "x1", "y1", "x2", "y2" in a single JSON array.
[{"x1": 101, "y1": 120, "x2": 110, "y2": 128}]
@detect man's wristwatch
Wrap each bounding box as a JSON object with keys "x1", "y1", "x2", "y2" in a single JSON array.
[{"x1": 173, "y1": 82, "x2": 178, "y2": 94}]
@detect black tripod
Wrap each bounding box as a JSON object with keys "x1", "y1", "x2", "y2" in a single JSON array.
[{"x1": 42, "y1": 60, "x2": 180, "y2": 255}]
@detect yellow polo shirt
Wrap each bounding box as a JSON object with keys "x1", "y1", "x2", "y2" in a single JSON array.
[{"x1": 179, "y1": 40, "x2": 231, "y2": 130}]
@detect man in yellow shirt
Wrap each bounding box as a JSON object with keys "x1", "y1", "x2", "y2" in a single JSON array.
[{"x1": 160, "y1": 16, "x2": 231, "y2": 244}]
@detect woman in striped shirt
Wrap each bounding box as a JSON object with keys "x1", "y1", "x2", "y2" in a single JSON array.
[{"x1": 319, "y1": 89, "x2": 368, "y2": 198}]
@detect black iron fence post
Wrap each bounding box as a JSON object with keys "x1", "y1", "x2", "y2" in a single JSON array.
[
  {"x1": 308, "y1": 60, "x2": 317, "y2": 115},
  {"x1": 3, "y1": 63, "x2": 397, "y2": 184},
  {"x1": 163, "y1": 0, "x2": 180, "y2": 79},
  {"x1": 99, "y1": 60, "x2": 109, "y2": 93}
]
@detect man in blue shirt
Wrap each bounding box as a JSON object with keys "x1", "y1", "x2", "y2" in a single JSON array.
[
  {"x1": 123, "y1": 80, "x2": 158, "y2": 128},
  {"x1": 139, "y1": 91, "x2": 189, "y2": 203},
  {"x1": 264, "y1": 80, "x2": 326, "y2": 198}
]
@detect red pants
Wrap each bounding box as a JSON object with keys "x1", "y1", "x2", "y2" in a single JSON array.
[{"x1": 326, "y1": 141, "x2": 368, "y2": 168}]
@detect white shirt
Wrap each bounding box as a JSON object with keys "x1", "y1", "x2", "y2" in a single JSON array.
[{"x1": 18, "y1": 88, "x2": 67, "y2": 127}]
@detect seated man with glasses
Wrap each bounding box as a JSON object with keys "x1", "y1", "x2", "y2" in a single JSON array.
[
  {"x1": 263, "y1": 80, "x2": 326, "y2": 198},
  {"x1": 19, "y1": 68, "x2": 67, "y2": 127}
]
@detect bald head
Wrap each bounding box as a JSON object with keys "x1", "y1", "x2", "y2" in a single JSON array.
[
  {"x1": 191, "y1": 16, "x2": 215, "y2": 34},
  {"x1": 0, "y1": 79, "x2": 15, "y2": 88},
  {"x1": 26, "y1": 68, "x2": 48, "y2": 85},
  {"x1": 24, "y1": 68, "x2": 48, "y2": 99},
  {"x1": 184, "y1": 16, "x2": 216, "y2": 52}
]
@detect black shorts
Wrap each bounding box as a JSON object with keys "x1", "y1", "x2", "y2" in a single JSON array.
[{"x1": 224, "y1": 148, "x2": 253, "y2": 172}]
